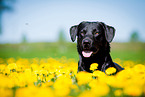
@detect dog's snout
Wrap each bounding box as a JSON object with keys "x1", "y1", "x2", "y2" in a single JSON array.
[
  {"x1": 82, "y1": 39, "x2": 92, "y2": 49},
  {"x1": 83, "y1": 39, "x2": 91, "y2": 45}
]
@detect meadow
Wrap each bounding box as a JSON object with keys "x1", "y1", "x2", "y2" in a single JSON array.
[
  {"x1": 0, "y1": 42, "x2": 145, "y2": 62},
  {"x1": 0, "y1": 42, "x2": 145, "y2": 97}
]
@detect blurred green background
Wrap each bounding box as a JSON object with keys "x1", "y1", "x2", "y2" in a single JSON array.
[
  {"x1": 0, "y1": 42, "x2": 145, "y2": 63},
  {"x1": 0, "y1": 27, "x2": 145, "y2": 63}
]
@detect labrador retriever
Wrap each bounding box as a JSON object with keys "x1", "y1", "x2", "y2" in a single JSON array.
[{"x1": 70, "y1": 21, "x2": 124, "y2": 73}]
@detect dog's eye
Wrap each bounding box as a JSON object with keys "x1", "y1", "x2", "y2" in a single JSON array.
[
  {"x1": 93, "y1": 29, "x2": 98, "y2": 34},
  {"x1": 80, "y1": 32, "x2": 84, "y2": 36},
  {"x1": 93, "y1": 29, "x2": 99, "y2": 36},
  {"x1": 80, "y1": 30, "x2": 86, "y2": 36},
  {"x1": 95, "y1": 32, "x2": 99, "y2": 35}
]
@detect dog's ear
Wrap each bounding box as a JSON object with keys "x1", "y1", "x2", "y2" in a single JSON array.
[
  {"x1": 100, "y1": 22, "x2": 115, "y2": 43},
  {"x1": 70, "y1": 25, "x2": 78, "y2": 42}
]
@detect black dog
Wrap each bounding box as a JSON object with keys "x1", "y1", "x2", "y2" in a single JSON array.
[{"x1": 70, "y1": 21, "x2": 124, "y2": 73}]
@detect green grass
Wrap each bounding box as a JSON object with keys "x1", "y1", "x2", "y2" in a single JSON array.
[
  {"x1": 0, "y1": 42, "x2": 78, "y2": 59},
  {"x1": 110, "y1": 42, "x2": 145, "y2": 63},
  {"x1": 0, "y1": 42, "x2": 144, "y2": 63}
]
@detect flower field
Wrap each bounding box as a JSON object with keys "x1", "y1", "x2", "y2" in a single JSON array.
[{"x1": 0, "y1": 57, "x2": 145, "y2": 97}]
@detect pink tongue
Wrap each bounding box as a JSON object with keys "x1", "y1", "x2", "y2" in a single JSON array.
[{"x1": 82, "y1": 51, "x2": 93, "y2": 58}]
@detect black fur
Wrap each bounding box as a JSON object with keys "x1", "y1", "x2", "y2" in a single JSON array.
[{"x1": 70, "y1": 21, "x2": 124, "y2": 73}]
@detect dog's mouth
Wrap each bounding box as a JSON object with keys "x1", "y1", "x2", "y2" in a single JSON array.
[
  {"x1": 82, "y1": 51, "x2": 93, "y2": 58},
  {"x1": 82, "y1": 49, "x2": 99, "y2": 58}
]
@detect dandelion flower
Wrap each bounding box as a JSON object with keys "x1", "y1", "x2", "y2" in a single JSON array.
[
  {"x1": 92, "y1": 70, "x2": 106, "y2": 78},
  {"x1": 123, "y1": 85, "x2": 142, "y2": 96},
  {"x1": 7, "y1": 63, "x2": 17, "y2": 71},
  {"x1": 90, "y1": 63, "x2": 98, "y2": 71},
  {"x1": 105, "y1": 67, "x2": 116, "y2": 75},
  {"x1": 76, "y1": 71, "x2": 92, "y2": 85}
]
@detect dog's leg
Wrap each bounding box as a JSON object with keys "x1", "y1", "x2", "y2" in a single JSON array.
[
  {"x1": 78, "y1": 61, "x2": 85, "y2": 72},
  {"x1": 101, "y1": 63, "x2": 109, "y2": 73},
  {"x1": 113, "y1": 62, "x2": 124, "y2": 72},
  {"x1": 77, "y1": 55, "x2": 86, "y2": 72},
  {"x1": 101, "y1": 54, "x2": 124, "y2": 73}
]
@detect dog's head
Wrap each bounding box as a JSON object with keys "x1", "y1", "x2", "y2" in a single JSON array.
[{"x1": 70, "y1": 21, "x2": 115, "y2": 58}]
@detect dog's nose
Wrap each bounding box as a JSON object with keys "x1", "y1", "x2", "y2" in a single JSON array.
[
  {"x1": 83, "y1": 39, "x2": 91, "y2": 49},
  {"x1": 83, "y1": 39, "x2": 90, "y2": 45}
]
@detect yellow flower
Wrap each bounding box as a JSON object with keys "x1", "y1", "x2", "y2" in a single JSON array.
[
  {"x1": 123, "y1": 85, "x2": 142, "y2": 96},
  {"x1": 90, "y1": 63, "x2": 98, "y2": 71},
  {"x1": 0, "y1": 88, "x2": 13, "y2": 97},
  {"x1": 133, "y1": 64, "x2": 145, "y2": 73},
  {"x1": 123, "y1": 60, "x2": 135, "y2": 69},
  {"x1": 89, "y1": 79, "x2": 98, "y2": 88},
  {"x1": 0, "y1": 64, "x2": 6, "y2": 73},
  {"x1": 15, "y1": 86, "x2": 54, "y2": 97},
  {"x1": 53, "y1": 76, "x2": 72, "y2": 96},
  {"x1": 105, "y1": 67, "x2": 116, "y2": 75},
  {"x1": 1, "y1": 57, "x2": 145, "y2": 97},
  {"x1": 41, "y1": 81, "x2": 54, "y2": 87},
  {"x1": 76, "y1": 71, "x2": 92, "y2": 85},
  {"x1": 79, "y1": 90, "x2": 96, "y2": 97},
  {"x1": 37, "y1": 87, "x2": 54, "y2": 97},
  {"x1": 7, "y1": 63, "x2": 17, "y2": 71},
  {"x1": 30, "y1": 63, "x2": 39, "y2": 71},
  {"x1": 92, "y1": 70, "x2": 106, "y2": 77},
  {"x1": 7, "y1": 58, "x2": 16, "y2": 64},
  {"x1": 3, "y1": 67, "x2": 11, "y2": 75},
  {"x1": 0, "y1": 75, "x2": 15, "y2": 88},
  {"x1": 116, "y1": 69, "x2": 132, "y2": 81},
  {"x1": 0, "y1": 58, "x2": 5, "y2": 64},
  {"x1": 54, "y1": 87, "x2": 70, "y2": 97},
  {"x1": 39, "y1": 70, "x2": 48, "y2": 76},
  {"x1": 46, "y1": 73, "x2": 55, "y2": 82},
  {"x1": 70, "y1": 84, "x2": 78, "y2": 89},
  {"x1": 90, "y1": 81, "x2": 110, "y2": 96}
]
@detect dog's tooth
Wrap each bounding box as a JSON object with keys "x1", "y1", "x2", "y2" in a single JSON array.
[{"x1": 82, "y1": 51, "x2": 93, "y2": 58}]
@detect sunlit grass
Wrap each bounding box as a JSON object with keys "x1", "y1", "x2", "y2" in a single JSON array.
[{"x1": 0, "y1": 42, "x2": 145, "y2": 62}]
